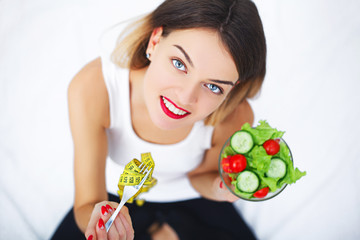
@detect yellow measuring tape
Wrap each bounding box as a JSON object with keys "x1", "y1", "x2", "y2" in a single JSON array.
[{"x1": 117, "y1": 152, "x2": 157, "y2": 205}]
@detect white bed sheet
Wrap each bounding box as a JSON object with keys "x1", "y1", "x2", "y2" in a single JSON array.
[{"x1": 1, "y1": 0, "x2": 359, "y2": 239}]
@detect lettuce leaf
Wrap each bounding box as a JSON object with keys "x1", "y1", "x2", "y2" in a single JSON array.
[
  {"x1": 278, "y1": 161, "x2": 307, "y2": 186},
  {"x1": 276, "y1": 141, "x2": 307, "y2": 186},
  {"x1": 258, "y1": 174, "x2": 279, "y2": 192},
  {"x1": 241, "y1": 120, "x2": 284, "y2": 145},
  {"x1": 247, "y1": 146, "x2": 272, "y2": 174},
  {"x1": 221, "y1": 145, "x2": 236, "y2": 159}
]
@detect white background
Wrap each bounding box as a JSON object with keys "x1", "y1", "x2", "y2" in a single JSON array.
[{"x1": 1, "y1": 0, "x2": 359, "y2": 239}]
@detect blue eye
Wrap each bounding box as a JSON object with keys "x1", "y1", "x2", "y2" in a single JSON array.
[
  {"x1": 205, "y1": 83, "x2": 223, "y2": 94},
  {"x1": 172, "y1": 59, "x2": 186, "y2": 72}
]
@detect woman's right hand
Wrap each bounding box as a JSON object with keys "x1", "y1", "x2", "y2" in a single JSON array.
[{"x1": 84, "y1": 201, "x2": 134, "y2": 240}]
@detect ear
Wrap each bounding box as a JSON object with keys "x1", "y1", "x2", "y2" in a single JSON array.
[{"x1": 146, "y1": 26, "x2": 163, "y2": 55}]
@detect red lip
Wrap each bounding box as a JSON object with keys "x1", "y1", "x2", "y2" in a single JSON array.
[{"x1": 160, "y1": 96, "x2": 190, "y2": 119}]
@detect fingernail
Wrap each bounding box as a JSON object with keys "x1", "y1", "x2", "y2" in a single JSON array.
[
  {"x1": 87, "y1": 235, "x2": 93, "y2": 240},
  {"x1": 106, "y1": 204, "x2": 113, "y2": 212},
  {"x1": 101, "y1": 205, "x2": 108, "y2": 215},
  {"x1": 98, "y1": 218, "x2": 105, "y2": 229},
  {"x1": 220, "y1": 181, "x2": 223, "y2": 189}
]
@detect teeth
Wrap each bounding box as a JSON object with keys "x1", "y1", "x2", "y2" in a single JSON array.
[
  {"x1": 169, "y1": 105, "x2": 175, "y2": 112},
  {"x1": 162, "y1": 97, "x2": 187, "y2": 116}
]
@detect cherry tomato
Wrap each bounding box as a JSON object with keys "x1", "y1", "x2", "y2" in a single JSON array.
[
  {"x1": 253, "y1": 187, "x2": 269, "y2": 198},
  {"x1": 221, "y1": 156, "x2": 232, "y2": 173},
  {"x1": 229, "y1": 154, "x2": 247, "y2": 173},
  {"x1": 263, "y1": 139, "x2": 280, "y2": 155}
]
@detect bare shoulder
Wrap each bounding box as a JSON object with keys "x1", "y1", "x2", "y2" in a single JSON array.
[
  {"x1": 212, "y1": 100, "x2": 254, "y2": 146},
  {"x1": 68, "y1": 57, "x2": 110, "y2": 128}
]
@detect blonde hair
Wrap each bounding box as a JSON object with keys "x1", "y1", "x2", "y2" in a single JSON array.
[
  {"x1": 111, "y1": 0, "x2": 266, "y2": 126},
  {"x1": 111, "y1": 15, "x2": 152, "y2": 69}
]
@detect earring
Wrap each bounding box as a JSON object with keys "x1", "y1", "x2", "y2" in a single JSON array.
[{"x1": 146, "y1": 53, "x2": 150, "y2": 59}]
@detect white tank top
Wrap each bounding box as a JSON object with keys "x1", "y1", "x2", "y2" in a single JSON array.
[{"x1": 100, "y1": 25, "x2": 215, "y2": 202}]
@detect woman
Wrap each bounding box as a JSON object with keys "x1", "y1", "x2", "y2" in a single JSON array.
[{"x1": 52, "y1": 0, "x2": 266, "y2": 239}]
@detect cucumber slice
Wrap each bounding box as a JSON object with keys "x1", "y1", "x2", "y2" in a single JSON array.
[
  {"x1": 266, "y1": 158, "x2": 287, "y2": 178},
  {"x1": 236, "y1": 170, "x2": 259, "y2": 193},
  {"x1": 230, "y1": 130, "x2": 254, "y2": 154}
]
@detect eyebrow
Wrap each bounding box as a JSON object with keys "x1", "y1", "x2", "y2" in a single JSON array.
[
  {"x1": 173, "y1": 44, "x2": 194, "y2": 67},
  {"x1": 210, "y1": 79, "x2": 235, "y2": 86},
  {"x1": 173, "y1": 44, "x2": 236, "y2": 87}
]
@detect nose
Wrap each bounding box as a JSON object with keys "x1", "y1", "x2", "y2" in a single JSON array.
[{"x1": 175, "y1": 81, "x2": 199, "y2": 106}]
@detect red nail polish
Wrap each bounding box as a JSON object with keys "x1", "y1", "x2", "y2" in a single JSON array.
[
  {"x1": 101, "y1": 206, "x2": 108, "y2": 215},
  {"x1": 106, "y1": 204, "x2": 113, "y2": 212},
  {"x1": 87, "y1": 235, "x2": 93, "y2": 240},
  {"x1": 98, "y1": 218, "x2": 105, "y2": 229},
  {"x1": 220, "y1": 181, "x2": 223, "y2": 189}
]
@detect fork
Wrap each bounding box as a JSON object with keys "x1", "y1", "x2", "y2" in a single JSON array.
[{"x1": 105, "y1": 163, "x2": 152, "y2": 232}]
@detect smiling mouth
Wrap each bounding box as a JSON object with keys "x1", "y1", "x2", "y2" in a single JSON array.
[{"x1": 160, "y1": 96, "x2": 191, "y2": 119}]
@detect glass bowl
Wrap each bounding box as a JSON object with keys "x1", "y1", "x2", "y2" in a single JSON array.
[{"x1": 218, "y1": 137, "x2": 293, "y2": 202}]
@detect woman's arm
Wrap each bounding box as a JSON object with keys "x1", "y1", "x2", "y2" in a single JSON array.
[
  {"x1": 68, "y1": 58, "x2": 110, "y2": 232},
  {"x1": 188, "y1": 100, "x2": 254, "y2": 202},
  {"x1": 68, "y1": 58, "x2": 133, "y2": 239}
]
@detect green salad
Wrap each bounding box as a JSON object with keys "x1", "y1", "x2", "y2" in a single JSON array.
[{"x1": 220, "y1": 120, "x2": 306, "y2": 200}]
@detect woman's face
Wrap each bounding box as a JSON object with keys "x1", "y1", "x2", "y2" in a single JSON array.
[{"x1": 143, "y1": 28, "x2": 238, "y2": 130}]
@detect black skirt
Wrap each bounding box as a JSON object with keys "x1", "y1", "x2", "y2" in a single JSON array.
[{"x1": 51, "y1": 193, "x2": 256, "y2": 240}]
